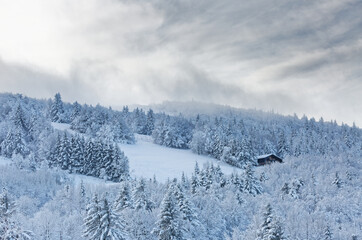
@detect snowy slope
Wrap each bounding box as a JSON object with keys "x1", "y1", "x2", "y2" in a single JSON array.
[
  {"x1": 120, "y1": 135, "x2": 240, "y2": 182},
  {"x1": 52, "y1": 123, "x2": 240, "y2": 182},
  {"x1": 51, "y1": 122, "x2": 78, "y2": 135},
  {"x1": 0, "y1": 156, "x2": 12, "y2": 166}
]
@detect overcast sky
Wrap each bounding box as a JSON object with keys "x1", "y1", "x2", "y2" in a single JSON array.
[{"x1": 0, "y1": 0, "x2": 361, "y2": 126}]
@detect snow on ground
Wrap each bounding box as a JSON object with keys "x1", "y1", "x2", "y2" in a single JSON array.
[
  {"x1": 0, "y1": 156, "x2": 12, "y2": 166},
  {"x1": 51, "y1": 122, "x2": 77, "y2": 135},
  {"x1": 51, "y1": 123, "x2": 240, "y2": 182},
  {"x1": 70, "y1": 173, "x2": 120, "y2": 188},
  {"x1": 121, "y1": 134, "x2": 240, "y2": 182}
]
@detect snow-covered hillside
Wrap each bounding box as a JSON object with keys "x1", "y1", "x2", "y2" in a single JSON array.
[
  {"x1": 1, "y1": 94, "x2": 360, "y2": 240},
  {"x1": 52, "y1": 123, "x2": 240, "y2": 182},
  {"x1": 120, "y1": 135, "x2": 240, "y2": 181}
]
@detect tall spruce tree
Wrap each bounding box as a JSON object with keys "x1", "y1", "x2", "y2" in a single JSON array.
[
  {"x1": 257, "y1": 204, "x2": 284, "y2": 240},
  {"x1": 114, "y1": 182, "x2": 131, "y2": 212},
  {"x1": 98, "y1": 197, "x2": 128, "y2": 240},
  {"x1": 143, "y1": 109, "x2": 155, "y2": 135},
  {"x1": 152, "y1": 189, "x2": 183, "y2": 240},
  {"x1": 0, "y1": 188, "x2": 32, "y2": 239},
  {"x1": 83, "y1": 194, "x2": 101, "y2": 240},
  {"x1": 242, "y1": 164, "x2": 262, "y2": 196},
  {"x1": 132, "y1": 178, "x2": 153, "y2": 211},
  {"x1": 50, "y1": 93, "x2": 64, "y2": 123}
]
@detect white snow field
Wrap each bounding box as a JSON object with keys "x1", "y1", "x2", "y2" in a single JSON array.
[
  {"x1": 120, "y1": 134, "x2": 240, "y2": 182},
  {"x1": 0, "y1": 156, "x2": 11, "y2": 166},
  {"x1": 52, "y1": 123, "x2": 240, "y2": 182}
]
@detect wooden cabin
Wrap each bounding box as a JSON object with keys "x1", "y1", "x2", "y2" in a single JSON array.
[{"x1": 257, "y1": 154, "x2": 283, "y2": 166}]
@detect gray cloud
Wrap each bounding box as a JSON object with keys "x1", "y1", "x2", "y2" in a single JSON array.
[
  {"x1": 0, "y1": 0, "x2": 361, "y2": 126},
  {"x1": 0, "y1": 59, "x2": 98, "y2": 105}
]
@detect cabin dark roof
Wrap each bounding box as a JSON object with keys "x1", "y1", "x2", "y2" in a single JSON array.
[
  {"x1": 257, "y1": 153, "x2": 282, "y2": 159},
  {"x1": 257, "y1": 154, "x2": 283, "y2": 165}
]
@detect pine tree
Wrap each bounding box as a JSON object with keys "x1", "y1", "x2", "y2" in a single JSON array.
[
  {"x1": 109, "y1": 144, "x2": 129, "y2": 182},
  {"x1": 98, "y1": 197, "x2": 128, "y2": 240},
  {"x1": 242, "y1": 164, "x2": 262, "y2": 196},
  {"x1": 12, "y1": 104, "x2": 28, "y2": 132},
  {"x1": 143, "y1": 109, "x2": 155, "y2": 135},
  {"x1": 70, "y1": 101, "x2": 81, "y2": 122},
  {"x1": 48, "y1": 133, "x2": 62, "y2": 167},
  {"x1": 83, "y1": 194, "x2": 101, "y2": 239},
  {"x1": 277, "y1": 131, "x2": 288, "y2": 158},
  {"x1": 191, "y1": 174, "x2": 198, "y2": 194},
  {"x1": 0, "y1": 127, "x2": 29, "y2": 158},
  {"x1": 324, "y1": 225, "x2": 333, "y2": 240},
  {"x1": 50, "y1": 93, "x2": 64, "y2": 123},
  {"x1": 235, "y1": 138, "x2": 255, "y2": 168},
  {"x1": 332, "y1": 172, "x2": 343, "y2": 188},
  {"x1": 69, "y1": 135, "x2": 84, "y2": 173},
  {"x1": 84, "y1": 140, "x2": 96, "y2": 176},
  {"x1": 0, "y1": 188, "x2": 32, "y2": 240},
  {"x1": 132, "y1": 179, "x2": 153, "y2": 211},
  {"x1": 152, "y1": 189, "x2": 183, "y2": 240},
  {"x1": 257, "y1": 204, "x2": 284, "y2": 240},
  {"x1": 114, "y1": 182, "x2": 131, "y2": 212},
  {"x1": 0, "y1": 131, "x2": 15, "y2": 158},
  {"x1": 59, "y1": 132, "x2": 71, "y2": 170},
  {"x1": 79, "y1": 180, "x2": 87, "y2": 212},
  {"x1": 174, "y1": 184, "x2": 195, "y2": 222},
  {"x1": 194, "y1": 162, "x2": 200, "y2": 175},
  {"x1": 281, "y1": 183, "x2": 290, "y2": 196}
]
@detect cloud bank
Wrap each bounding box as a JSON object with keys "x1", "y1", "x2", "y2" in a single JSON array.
[{"x1": 0, "y1": 0, "x2": 361, "y2": 125}]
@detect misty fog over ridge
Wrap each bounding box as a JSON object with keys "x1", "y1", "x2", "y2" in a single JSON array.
[{"x1": 123, "y1": 100, "x2": 359, "y2": 128}]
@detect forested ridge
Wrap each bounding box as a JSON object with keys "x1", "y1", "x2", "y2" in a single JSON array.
[{"x1": 0, "y1": 92, "x2": 360, "y2": 239}]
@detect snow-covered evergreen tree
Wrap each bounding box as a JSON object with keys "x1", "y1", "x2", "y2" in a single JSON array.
[
  {"x1": 324, "y1": 225, "x2": 333, "y2": 240},
  {"x1": 59, "y1": 132, "x2": 71, "y2": 170},
  {"x1": 0, "y1": 129, "x2": 29, "y2": 158},
  {"x1": 132, "y1": 179, "x2": 153, "y2": 211},
  {"x1": 114, "y1": 182, "x2": 131, "y2": 212},
  {"x1": 50, "y1": 93, "x2": 64, "y2": 123},
  {"x1": 152, "y1": 189, "x2": 183, "y2": 240},
  {"x1": 242, "y1": 164, "x2": 262, "y2": 196},
  {"x1": 257, "y1": 204, "x2": 284, "y2": 240},
  {"x1": 143, "y1": 109, "x2": 155, "y2": 135},
  {"x1": 98, "y1": 196, "x2": 128, "y2": 240},
  {"x1": 0, "y1": 188, "x2": 32, "y2": 239},
  {"x1": 83, "y1": 194, "x2": 101, "y2": 239}
]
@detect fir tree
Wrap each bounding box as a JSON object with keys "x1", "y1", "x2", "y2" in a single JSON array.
[
  {"x1": 59, "y1": 132, "x2": 71, "y2": 170},
  {"x1": 332, "y1": 172, "x2": 343, "y2": 188},
  {"x1": 0, "y1": 188, "x2": 32, "y2": 239},
  {"x1": 152, "y1": 189, "x2": 183, "y2": 240},
  {"x1": 0, "y1": 131, "x2": 15, "y2": 158},
  {"x1": 79, "y1": 180, "x2": 87, "y2": 211},
  {"x1": 324, "y1": 225, "x2": 333, "y2": 240},
  {"x1": 98, "y1": 197, "x2": 128, "y2": 240},
  {"x1": 48, "y1": 133, "x2": 62, "y2": 167},
  {"x1": 143, "y1": 109, "x2": 155, "y2": 135},
  {"x1": 277, "y1": 131, "x2": 288, "y2": 158},
  {"x1": 70, "y1": 101, "x2": 81, "y2": 122},
  {"x1": 242, "y1": 164, "x2": 262, "y2": 196},
  {"x1": 50, "y1": 93, "x2": 64, "y2": 123},
  {"x1": 174, "y1": 184, "x2": 196, "y2": 222},
  {"x1": 191, "y1": 174, "x2": 198, "y2": 194},
  {"x1": 132, "y1": 179, "x2": 153, "y2": 211},
  {"x1": 84, "y1": 140, "x2": 96, "y2": 176},
  {"x1": 69, "y1": 135, "x2": 84, "y2": 173},
  {"x1": 0, "y1": 129, "x2": 29, "y2": 158},
  {"x1": 257, "y1": 204, "x2": 284, "y2": 240},
  {"x1": 114, "y1": 182, "x2": 131, "y2": 212},
  {"x1": 83, "y1": 194, "x2": 101, "y2": 240},
  {"x1": 12, "y1": 104, "x2": 28, "y2": 132}
]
